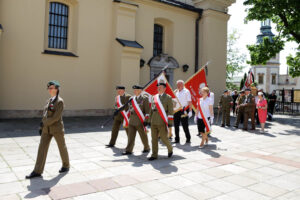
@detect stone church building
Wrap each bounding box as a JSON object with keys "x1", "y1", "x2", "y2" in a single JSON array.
[{"x1": 0, "y1": 0, "x2": 235, "y2": 118}]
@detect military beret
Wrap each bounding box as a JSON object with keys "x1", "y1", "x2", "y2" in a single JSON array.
[
  {"x1": 116, "y1": 86, "x2": 125, "y2": 90},
  {"x1": 47, "y1": 80, "x2": 60, "y2": 88},
  {"x1": 245, "y1": 88, "x2": 251, "y2": 91},
  {"x1": 132, "y1": 85, "x2": 143, "y2": 89},
  {"x1": 239, "y1": 91, "x2": 245, "y2": 94},
  {"x1": 224, "y1": 89, "x2": 228, "y2": 93}
]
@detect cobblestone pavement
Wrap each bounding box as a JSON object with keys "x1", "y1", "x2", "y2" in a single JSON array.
[{"x1": 0, "y1": 115, "x2": 299, "y2": 200}]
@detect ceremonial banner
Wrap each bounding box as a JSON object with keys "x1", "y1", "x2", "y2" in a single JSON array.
[
  {"x1": 244, "y1": 68, "x2": 254, "y2": 89},
  {"x1": 184, "y1": 67, "x2": 208, "y2": 111},
  {"x1": 142, "y1": 73, "x2": 182, "y2": 113}
]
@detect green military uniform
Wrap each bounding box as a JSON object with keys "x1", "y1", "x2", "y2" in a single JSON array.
[
  {"x1": 234, "y1": 94, "x2": 246, "y2": 127},
  {"x1": 219, "y1": 94, "x2": 233, "y2": 126},
  {"x1": 242, "y1": 93, "x2": 255, "y2": 130},
  {"x1": 125, "y1": 95, "x2": 150, "y2": 153},
  {"x1": 109, "y1": 93, "x2": 131, "y2": 146},
  {"x1": 34, "y1": 96, "x2": 70, "y2": 174},
  {"x1": 149, "y1": 93, "x2": 173, "y2": 158}
]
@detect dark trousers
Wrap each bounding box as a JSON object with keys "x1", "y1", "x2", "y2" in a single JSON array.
[
  {"x1": 197, "y1": 117, "x2": 210, "y2": 133},
  {"x1": 174, "y1": 111, "x2": 191, "y2": 142}
]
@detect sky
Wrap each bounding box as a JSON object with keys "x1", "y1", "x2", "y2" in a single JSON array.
[{"x1": 227, "y1": 0, "x2": 298, "y2": 75}]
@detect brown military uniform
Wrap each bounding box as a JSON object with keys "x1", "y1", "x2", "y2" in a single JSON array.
[
  {"x1": 234, "y1": 94, "x2": 246, "y2": 127},
  {"x1": 219, "y1": 95, "x2": 233, "y2": 126},
  {"x1": 149, "y1": 93, "x2": 173, "y2": 158},
  {"x1": 34, "y1": 96, "x2": 70, "y2": 174},
  {"x1": 125, "y1": 95, "x2": 150, "y2": 153},
  {"x1": 242, "y1": 94, "x2": 255, "y2": 130},
  {"x1": 109, "y1": 93, "x2": 131, "y2": 146}
]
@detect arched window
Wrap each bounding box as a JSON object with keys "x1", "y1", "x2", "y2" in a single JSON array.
[
  {"x1": 48, "y1": 2, "x2": 69, "y2": 49},
  {"x1": 153, "y1": 24, "x2": 163, "y2": 56}
]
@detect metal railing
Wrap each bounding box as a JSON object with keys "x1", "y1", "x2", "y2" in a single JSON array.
[{"x1": 275, "y1": 101, "x2": 300, "y2": 115}]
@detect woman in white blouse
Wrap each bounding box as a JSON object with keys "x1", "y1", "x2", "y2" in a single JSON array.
[{"x1": 195, "y1": 87, "x2": 214, "y2": 148}]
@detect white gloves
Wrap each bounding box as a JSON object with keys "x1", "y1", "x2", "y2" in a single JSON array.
[
  {"x1": 210, "y1": 117, "x2": 214, "y2": 124},
  {"x1": 188, "y1": 111, "x2": 193, "y2": 118},
  {"x1": 194, "y1": 116, "x2": 198, "y2": 124}
]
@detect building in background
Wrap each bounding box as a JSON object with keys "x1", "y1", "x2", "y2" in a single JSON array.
[
  {"x1": 251, "y1": 20, "x2": 300, "y2": 100},
  {"x1": 0, "y1": 0, "x2": 235, "y2": 118}
]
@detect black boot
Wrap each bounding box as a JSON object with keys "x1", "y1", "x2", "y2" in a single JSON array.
[{"x1": 59, "y1": 167, "x2": 69, "y2": 173}]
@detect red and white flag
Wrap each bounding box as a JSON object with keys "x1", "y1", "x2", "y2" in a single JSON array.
[
  {"x1": 142, "y1": 73, "x2": 182, "y2": 113},
  {"x1": 116, "y1": 95, "x2": 129, "y2": 127},
  {"x1": 244, "y1": 68, "x2": 254, "y2": 89},
  {"x1": 184, "y1": 66, "x2": 208, "y2": 111}
]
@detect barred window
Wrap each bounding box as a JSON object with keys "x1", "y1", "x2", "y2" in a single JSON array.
[
  {"x1": 153, "y1": 24, "x2": 163, "y2": 56},
  {"x1": 48, "y1": 2, "x2": 69, "y2": 49}
]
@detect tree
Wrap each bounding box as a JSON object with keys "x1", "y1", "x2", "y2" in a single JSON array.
[
  {"x1": 226, "y1": 29, "x2": 246, "y2": 90},
  {"x1": 244, "y1": 0, "x2": 300, "y2": 77}
]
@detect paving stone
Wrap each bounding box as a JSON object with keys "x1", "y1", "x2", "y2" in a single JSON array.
[
  {"x1": 134, "y1": 180, "x2": 172, "y2": 196},
  {"x1": 88, "y1": 177, "x2": 120, "y2": 191},
  {"x1": 153, "y1": 190, "x2": 195, "y2": 200},
  {"x1": 74, "y1": 192, "x2": 114, "y2": 200},
  {"x1": 203, "y1": 179, "x2": 241, "y2": 193},
  {"x1": 105, "y1": 186, "x2": 148, "y2": 200},
  {"x1": 0, "y1": 181, "x2": 25, "y2": 196},
  {"x1": 158, "y1": 176, "x2": 196, "y2": 189},
  {"x1": 180, "y1": 184, "x2": 221, "y2": 200},
  {"x1": 227, "y1": 188, "x2": 271, "y2": 200},
  {"x1": 222, "y1": 174, "x2": 257, "y2": 187},
  {"x1": 248, "y1": 182, "x2": 288, "y2": 198}
]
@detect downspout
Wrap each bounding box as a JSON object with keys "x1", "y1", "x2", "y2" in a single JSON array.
[{"x1": 195, "y1": 10, "x2": 203, "y2": 72}]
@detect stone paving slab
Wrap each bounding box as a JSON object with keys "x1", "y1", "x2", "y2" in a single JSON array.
[{"x1": 0, "y1": 115, "x2": 299, "y2": 199}]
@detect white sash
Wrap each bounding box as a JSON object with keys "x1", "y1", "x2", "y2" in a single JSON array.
[
  {"x1": 116, "y1": 95, "x2": 129, "y2": 127},
  {"x1": 154, "y1": 94, "x2": 169, "y2": 126}
]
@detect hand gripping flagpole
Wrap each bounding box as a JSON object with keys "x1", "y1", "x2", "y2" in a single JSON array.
[{"x1": 101, "y1": 64, "x2": 170, "y2": 128}]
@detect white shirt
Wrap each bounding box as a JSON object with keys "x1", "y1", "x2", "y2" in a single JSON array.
[
  {"x1": 197, "y1": 97, "x2": 212, "y2": 119},
  {"x1": 208, "y1": 92, "x2": 214, "y2": 105},
  {"x1": 175, "y1": 88, "x2": 191, "y2": 107}
]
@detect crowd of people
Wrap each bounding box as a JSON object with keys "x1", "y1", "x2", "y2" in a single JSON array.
[
  {"x1": 218, "y1": 87, "x2": 277, "y2": 133},
  {"x1": 25, "y1": 80, "x2": 278, "y2": 179}
]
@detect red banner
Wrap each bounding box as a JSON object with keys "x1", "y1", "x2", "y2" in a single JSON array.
[
  {"x1": 184, "y1": 68, "x2": 207, "y2": 111},
  {"x1": 142, "y1": 73, "x2": 182, "y2": 113}
]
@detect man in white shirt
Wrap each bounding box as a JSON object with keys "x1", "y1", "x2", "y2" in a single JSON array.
[{"x1": 174, "y1": 80, "x2": 193, "y2": 143}]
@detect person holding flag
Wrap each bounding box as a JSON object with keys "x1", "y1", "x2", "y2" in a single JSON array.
[
  {"x1": 122, "y1": 85, "x2": 150, "y2": 155},
  {"x1": 106, "y1": 86, "x2": 131, "y2": 148},
  {"x1": 195, "y1": 87, "x2": 214, "y2": 148},
  {"x1": 173, "y1": 80, "x2": 193, "y2": 144},
  {"x1": 148, "y1": 80, "x2": 174, "y2": 161}
]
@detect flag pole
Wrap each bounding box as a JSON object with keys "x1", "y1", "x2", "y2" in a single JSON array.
[
  {"x1": 143, "y1": 63, "x2": 169, "y2": 89},
  {"x1": 184, "y1": 61, "x2": 210, "y2": 84}
]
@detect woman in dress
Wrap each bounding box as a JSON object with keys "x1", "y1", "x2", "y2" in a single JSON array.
[
  {"x1": 257, "y1": 92, "x2": 268, "y2": 132},
  {"x1": 195, "y1": 87, "x2": 214, "y2": 148}
]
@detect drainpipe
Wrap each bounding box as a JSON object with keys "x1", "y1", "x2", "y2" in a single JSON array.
[{"x1": 195, "y1": 11, "x2": 203, "y2": 72}]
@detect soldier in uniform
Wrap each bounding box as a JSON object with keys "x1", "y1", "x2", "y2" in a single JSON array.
[
  {"x1": 26, "y1": 81, "x2": 70, "y2": 179},
  {"x1": 218, "y1": 90, "x2": 233, "y2": 127},
  {"x1": 234, "y1": 90, "x2": 245, "y2": 128},
  {"x1": 122, "y1": 85, "x2": 150, "y2": 155},
  {"x1": 106, "y1": 86, "x2": 131, "y2": 148},
  {"x1": 241, "y1": 88, "x2": 256, "y2": 131},
  {"x1": 148, "y1": 81, "x2": 174, "y2": 161}
]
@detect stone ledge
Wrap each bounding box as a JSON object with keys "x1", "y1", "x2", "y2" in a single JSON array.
[{"x1": 0, "y1": 109, "x2": 114, "y2": 119}]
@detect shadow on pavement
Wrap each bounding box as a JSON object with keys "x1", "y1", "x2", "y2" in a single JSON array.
[{"x1": 25, "y1": 173, "x2": 67, "y2": 198}]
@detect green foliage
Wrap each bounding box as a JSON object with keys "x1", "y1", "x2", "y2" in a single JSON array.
[
  {"x1": 226, "y1": 29, "x2": 246, "y2": 90},
  {"x1": 244, "y1": 0, "x2": 300, "y2": 77},
  {"x1": 247, "y1": 36, "x2": 284, "y2": 65},
  {"x1": 288, "y1": 51, "x2": 300, "y2": 78}
]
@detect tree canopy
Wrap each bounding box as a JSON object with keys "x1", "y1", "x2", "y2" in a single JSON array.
[{"x1": 244, "y1": 0, "x2": 300, "y2": 77}]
